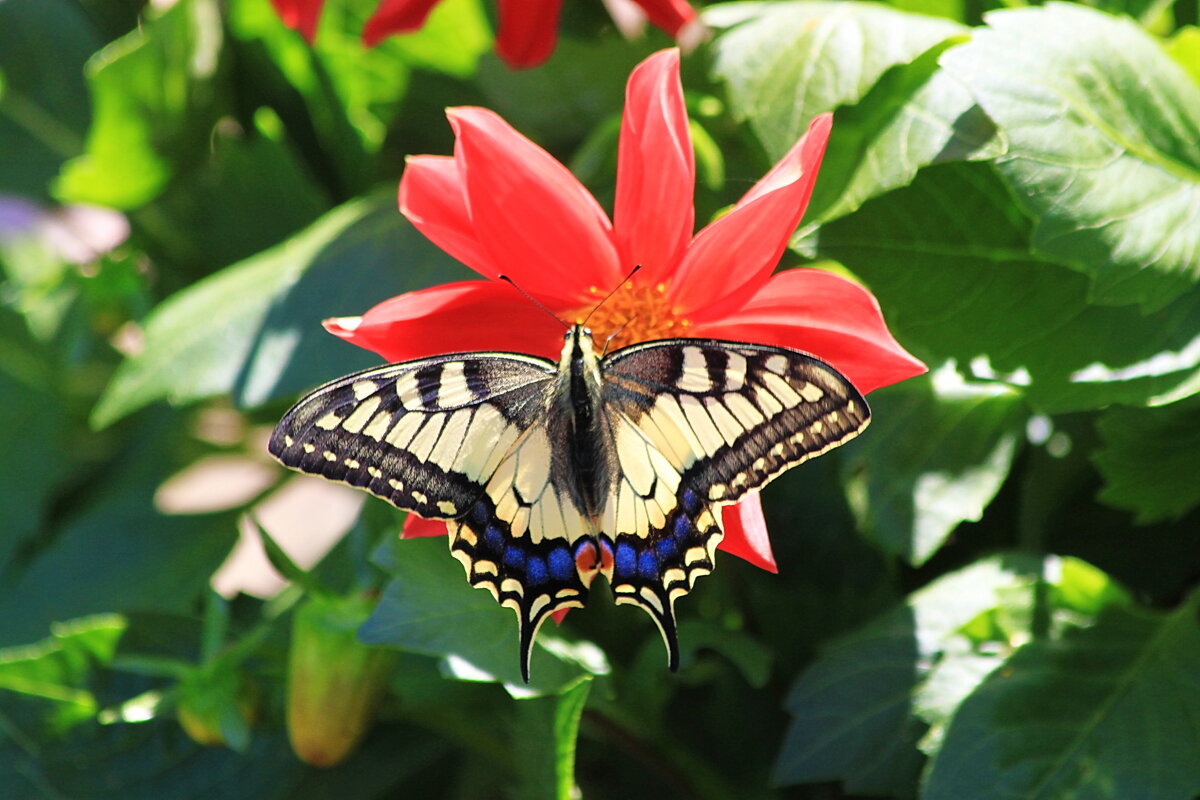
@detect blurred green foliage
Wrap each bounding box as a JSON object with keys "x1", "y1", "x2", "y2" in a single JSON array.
[{"x1": 1, "y1": 0, "x2": 1198, "y2": 797}]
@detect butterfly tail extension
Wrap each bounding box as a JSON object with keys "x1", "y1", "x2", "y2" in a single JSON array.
[
  {"x1": 447, "y1": 494, "x2": 591, "y2": 682},
  {"x1": 606, "y1": 496, "x2": 724, "y2": 672}
]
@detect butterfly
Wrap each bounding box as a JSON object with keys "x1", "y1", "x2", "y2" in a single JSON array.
[{"x1": 269, "y1": 324, "x2": 869, "y2": 680}]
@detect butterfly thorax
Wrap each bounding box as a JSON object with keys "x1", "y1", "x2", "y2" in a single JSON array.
[{"x1": 553, "y1": 325, "x2": 613, "y2": 521}]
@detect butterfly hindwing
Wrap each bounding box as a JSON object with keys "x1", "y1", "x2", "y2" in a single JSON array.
[
  {"x1": 597, "y1": 338, "x2": 870, "y2": 666},
  {"x1": 448, "y1": 427, "x2": 598, "y2": 682}
]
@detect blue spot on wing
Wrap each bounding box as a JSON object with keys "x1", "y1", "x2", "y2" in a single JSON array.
[
  {"x1": 638, "y1": 551, "x2": 659, "y2": 579},
  {"x1": 548, "y1": 547, "x2": 574, "y2": 581},
  {"x1": 526, "y1": 556, "x2": 548, "y2": 586},
  {"x1": 483, "y1": 524, "x2": 504, "y2": 552},
  {"x1": 503, "y1": 546, "x2": 525, "y2": 570},
  {"x1": 614, "y1": 541, "x2": 637, "y2": 578},
  {"x1": 656, "y1": 537, "x2": 678, "y2": 561},
  {"x1": 682, "y1": 489, "x2": 701, "y2": 515},
  {"x1": 673, "y1": 514, "x2": 691, "y2": 540}
]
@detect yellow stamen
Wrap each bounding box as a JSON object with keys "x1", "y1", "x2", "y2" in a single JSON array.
[{"x1": 571, "y1": 280, "x2": 691, "y2": 351}]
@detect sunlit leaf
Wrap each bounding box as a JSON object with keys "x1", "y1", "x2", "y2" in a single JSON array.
[
  {"x1": 924, "y1": 598, "x2": 1200, "y2": 800},
  {"x1": 91, "y1": 192, "x2": 469, "y2": 428},
  {"x1": 819, "y1": 162, "x2": 1200, "y2": 412},
  {"x1": 56, "y1": 0, "x2": 227, "y2": 209},
  {"x1": 940, "y1": 3, "x2": 1200, "y2": 311},
  {"x1": 842, "y1": 365, "x2": 1026, "y2": 565}
]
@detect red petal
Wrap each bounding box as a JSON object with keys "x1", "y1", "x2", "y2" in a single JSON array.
[
  {"x1": 716, "y1": 494, "x2": 777, "y2": 573},
  {"x1": 399, "y1": 156, "x2": 498, "y2": 280},
  {"x1": 614, "y1": 49, "x2": 694, "y2": 287},
  {"x1": 550, "y1": 608, "x2": 570, "y2": 624},
  {"x1": 327, "y1": 280, "x2": 569, "y2": 363},
  {"x1": 630, "y1": 0, "x2": 698, "y2": 35},
  {"x1": 362, "y1": 0, "x2": 442, "y2": 46},
  {"x1": 494, "y1": 0, "x2": 563, "y2": 68},
  {"x1": 270, "y1": 0, "x2": 325, "y2": 42},
  {"x1": 448, "y1": 107, "x2": 620, "y2": 305},
  {"x1": 669, "y1": 114, "x2": 832, "y2": 316},
  {"x1": 401, "y1": 515, "x2": 448, "y2": 538},
  {"x1": 692, "y1": 268, "x2": 927, "y2": 394}
]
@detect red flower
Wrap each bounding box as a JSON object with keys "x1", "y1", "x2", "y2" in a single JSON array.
[
  {"x1": 270, "y1": 0, "x2": 702, "y2": 69},
  {"x1": 325, "y1": 49, "x2": 926, "y2": 574}
]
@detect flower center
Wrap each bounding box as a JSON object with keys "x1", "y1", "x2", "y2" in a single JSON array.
[{"x1": 568, "y1": 280, "x2": 691, "y2": 352}]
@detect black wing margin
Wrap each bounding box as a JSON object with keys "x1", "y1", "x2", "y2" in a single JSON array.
[{"x1": 268, "y1": 351, "x2": 556, "y2": 519}]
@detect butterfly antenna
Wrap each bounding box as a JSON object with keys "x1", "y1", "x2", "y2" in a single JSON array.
[
  {"x1": 581, "y1": 264, "x2": 642, "y2": 328},
  {"x1": 497, "y1": 274, "x2": 570, "y2": 330},
  {"x1": 601, "y1": 315, "x2": 636, "y2": 357}
]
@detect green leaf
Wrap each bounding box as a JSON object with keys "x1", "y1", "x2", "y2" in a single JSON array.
[
  {"x1": 842, "y1": 365, "x2": 1027, "y2": 565},
  {"x1": 939, "y1": 3, "x2": 1200, "y2": 311},
  {"x1": 0, "y1": 0, "x2": 95, "y2": 198},
  {"x1": 91, "y1": 192, "x2": 469, "y2": 428},
  {"x1": 775, "y1": 554, "x2": 1132, "y2": 794},
  {"x1": 1093, "y1": 393, "x2": 1200, "y2": 524},
  {"x1": 774, "y1": 555, "x2": 1043, "y2": 795},
  {"x1": 56, "y1": 0, "x2": 227, "y2": 209},
  {"x1": 385, "y1": 0, "x2": 491, "y2": 78},
  {"x1": 819, "y1": 161, "x2": 1200, "y2": 412},
  {"x1": 923, "y1": 598, "x2": 1200, "y2": 800},
  {"x1": 708, "y1": 1, "x2": 983, "y2": 222},
  {"x1": 1166, "y1": 27, "x2": 1200, "y2": 87},
  {"x1": 0, "y1": 315, "x2": 66, "y2": 575},
  {"x1": 143, "y1": 108, "x2": 330, "y2": 274},
  {"x1": 0, "y1": 411, "x2": 238, "y2": 648},
  {"x1": 513, "y1": 677, "x2": 593, "y2": 800},
  {"x1": 360, "y1": 537, "x2": 604, "y2": 697},
  {"x1": 0, "y1": 614, "x2": 126, "y2": 732}
]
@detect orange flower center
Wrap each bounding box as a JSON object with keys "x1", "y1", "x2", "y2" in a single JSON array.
[{"x1": 568, "y1": 281, "x2": 691, "y2": 352}]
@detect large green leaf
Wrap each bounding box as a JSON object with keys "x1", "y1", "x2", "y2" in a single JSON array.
[
  {"x1": 774, "y1": 555, "x2": 1041, "y2": 795},
  {"x1": 708, "y1": 2, "x2": 999, "y2": 223},
  {"x1": 940, "y1": 3, "x2": 1200, "y2": 311},
  {"x1": 708, "y1": 2, "x2": 964, "y2": 158},
  {"x1": 0, "y1": 412, "x2": 237, "y2": 648},
  {"x1": 360, "y1": 536, "x2": 604, "y2": 697},
  {"x1": 1093, "y1": 393, "x2": 1200, "y2": 524},
  {"x1": 819, "y1": 162, "x2": 1200, "y2": 412},
  {"x1": 91, "y1": 192, "x2": 469, "y2": 428},
  {"x1": 923, "y1": 597, "x2": 1200, "y2": 800},
  {"x1": 56, "y1": 0, "x2": 227, "y2": 209},
  {"x1": 0, "y1": 0, "x2": 96, "y2": 198},
  {"x1": 841, "y1": 365, "x2": 1026, "y2": 566},
  {"x1": 775, "y1": 555, "x2": 1133, "y2": 795}
]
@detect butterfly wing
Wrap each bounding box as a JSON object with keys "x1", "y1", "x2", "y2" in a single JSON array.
[
  {"x1": 598, "y1": 339, "x2": 871, "y2": 668},
  {"x1": 270, "y1": 351, "x2": 594, "y2": 679}
]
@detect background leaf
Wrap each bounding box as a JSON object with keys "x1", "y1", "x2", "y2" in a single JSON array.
[
  {"x1": 1093, "y1": 393, "x2": 1200, "y2": 523},
  {"x1": 818, "y1": 162, "x2": 1200, "y2": 412},
  {"x1": 923, "y1": 598, "x2": 1200, "y2": 800},
  {"x1": 940, "y1": 3, "x2": 1200, "y2": 311},
  {"x1": 841, "y1": 366, "x2": 1026, "y2": 565}
]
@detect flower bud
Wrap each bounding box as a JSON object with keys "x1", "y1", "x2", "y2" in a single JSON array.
[{"x1": 287, "y1": 593, "x2": 398, "y2": 767}]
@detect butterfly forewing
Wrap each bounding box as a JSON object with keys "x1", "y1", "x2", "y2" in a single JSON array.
[{"x1": 596, "y1": 338, "x2": 870, "y2": 667}]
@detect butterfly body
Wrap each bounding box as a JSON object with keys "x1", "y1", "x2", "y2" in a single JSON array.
[{"x1": 270, "y1": 325, "x2": 869, "y2": 680}]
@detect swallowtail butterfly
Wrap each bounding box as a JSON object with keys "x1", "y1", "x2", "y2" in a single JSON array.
[{"x1": 269, "y1": 326, "x2": 869, "y2": 680}]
